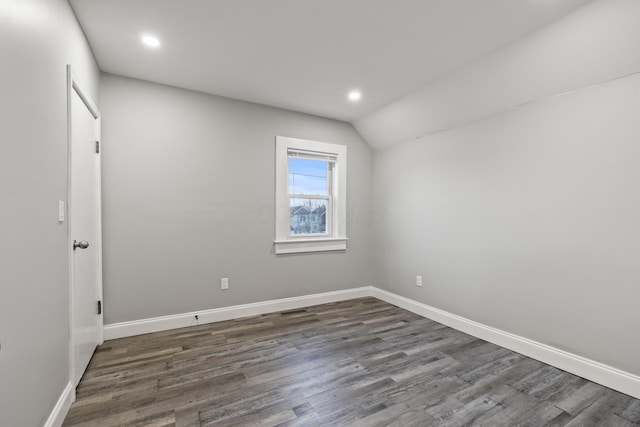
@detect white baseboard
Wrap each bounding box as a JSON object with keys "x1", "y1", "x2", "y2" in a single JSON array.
[
  {"x1": 43, "y1": 381, "x2": 74, "y2": 427},
  {"x1": 370, "y1": 287, "x2": 640, "y2": 400},
  {"x1": 103, "y1": 287, "x2": 372, "y2": 340}
]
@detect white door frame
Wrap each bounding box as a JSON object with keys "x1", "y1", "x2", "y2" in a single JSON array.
[{"x1": 66, "y1": 65, "x2": 103, "y2": 394}]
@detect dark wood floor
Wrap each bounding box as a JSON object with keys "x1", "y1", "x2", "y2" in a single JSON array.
[{"x1": 63, "y1": 297, "x2": 640, "y2": 426}]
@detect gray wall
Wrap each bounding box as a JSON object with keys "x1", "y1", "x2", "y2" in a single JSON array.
[
  {"x1": 372, "y1": 70, "x2": 640, "y2": 375},
  {"x1": 369, "y1": 0, "x2": 640, "y2": 378},
  {"x1": 0, "y1": 0, "x2": 100, "y2": 425},
  {"x1": 100, "y1": 74, "x2": 373, "y2": 324}
]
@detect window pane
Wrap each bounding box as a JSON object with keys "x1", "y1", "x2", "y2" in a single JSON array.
[
  {"x1": 290, "y1": 198, "x2": 327, "y2": 235},
  {"x1": 288, "y1": 158, "x2": 328, "y2": 195}
]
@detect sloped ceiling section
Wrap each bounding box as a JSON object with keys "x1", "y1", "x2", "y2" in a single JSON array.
[{"x1": 354, "y1": 0, "x2": 640, "y2": 150}]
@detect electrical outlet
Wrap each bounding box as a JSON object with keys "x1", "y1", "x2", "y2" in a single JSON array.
[
  {"x1": 416, "y1": 275, "x2": 423, "y2": 287},
  {"x1": 221, "y1": 277, "x2": 229, "y2": 290}
]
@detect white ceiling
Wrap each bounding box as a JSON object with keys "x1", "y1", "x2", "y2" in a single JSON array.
[{"x1": 70, "y1": 0, "x2": 591, "y2": 122}]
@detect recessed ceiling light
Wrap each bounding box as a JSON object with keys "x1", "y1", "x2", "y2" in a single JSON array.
[
  {"x1": 348, "y1": 90, "x2": 362, "y2": 102},
  {"x1": 141, "y1": 35, "x2": 160, "y2": 48}
]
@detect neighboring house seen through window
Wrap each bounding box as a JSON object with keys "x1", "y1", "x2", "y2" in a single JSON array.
[{"x1": 275, "y1": 136, "x2": 347, "y2": 254}]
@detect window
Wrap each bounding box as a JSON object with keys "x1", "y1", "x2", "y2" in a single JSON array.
[
  {"x1": 275, "y1": 136, "x2": 347, "y2": 254},
  {"x1": 289, "y1": 156, "x2": 329, "y2": 236}
]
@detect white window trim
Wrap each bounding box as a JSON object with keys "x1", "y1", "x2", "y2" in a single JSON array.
[{"x1": 275, "y1": 136, "x2": 347, "y2": 254}]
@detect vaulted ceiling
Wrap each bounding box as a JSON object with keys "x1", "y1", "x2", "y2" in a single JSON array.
[{"x1": 70, "y1": 0, "x2": 590, "y2": 123}]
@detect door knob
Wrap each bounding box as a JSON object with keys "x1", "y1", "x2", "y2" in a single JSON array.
[{"x1": 73, "y1": 240, "x2": 90, "y2": 250}]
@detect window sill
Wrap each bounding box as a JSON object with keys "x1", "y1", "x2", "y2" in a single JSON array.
[{"x1": 274, "y1": 237, "x2": 348, "y2": 254}]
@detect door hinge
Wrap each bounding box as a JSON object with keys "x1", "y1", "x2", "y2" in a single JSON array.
[
  {"x1": 97, "y1": 300, "x2": 102, "y2": 315},
  {"x1": 95, "y1": 140, "x2": 100, "y2": 154}
]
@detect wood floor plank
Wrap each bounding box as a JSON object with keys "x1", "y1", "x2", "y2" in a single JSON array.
[
  {"x1": 618, "y1": 398, "x2": 640, "y2": 423},
  {"x1": 564, "y1": 391, "x2": 635, "y2": 426},
  {"x1": 63, "y1": 297, "x2": 640, "y2": 426},
  {"x1": 554, "y1": 381, "x2": 607, "y2": 416}
]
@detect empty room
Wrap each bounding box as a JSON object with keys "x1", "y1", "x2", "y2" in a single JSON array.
[{"x1": 2, "y1": 0, "x2": 640, "y2": 425}]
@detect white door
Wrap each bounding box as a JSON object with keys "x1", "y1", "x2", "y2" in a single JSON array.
[{"x1": 68, "y1": 67, "x2": 102, "y2": 387}]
